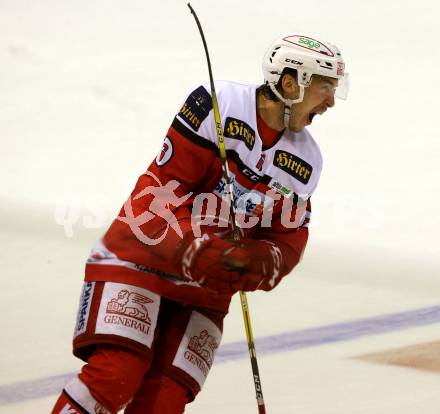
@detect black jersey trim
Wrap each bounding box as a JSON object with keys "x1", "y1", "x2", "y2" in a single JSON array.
[
  {"x1": 225, "y1": 149, "x2": 279, "y2": 188},
  {"x1": 226, "y1": 150, "x2": 263, "y2": 183},
  {"x1": 171, "y1": 117, "x2": 218, "y2": 152}
]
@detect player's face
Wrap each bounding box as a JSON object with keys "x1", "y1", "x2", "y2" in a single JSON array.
[{"x1": 289, "y1": 75, "x2": 337, "y2": 132}]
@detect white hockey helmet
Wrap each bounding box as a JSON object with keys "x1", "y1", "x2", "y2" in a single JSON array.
[{"x1": 262, "y1": 34, "x2": 349, "y2": 126}]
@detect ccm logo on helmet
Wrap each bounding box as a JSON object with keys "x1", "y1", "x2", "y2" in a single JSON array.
[{"x1": 285, "y1": 58, "x2": 303, "y2": 65}]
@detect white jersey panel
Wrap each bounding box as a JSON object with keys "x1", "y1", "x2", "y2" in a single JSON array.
[{"x1": 175, "y1": 81, "x2": 323, "y2": 200}]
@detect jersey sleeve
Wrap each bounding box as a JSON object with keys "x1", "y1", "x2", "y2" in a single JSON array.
[{"x1": 106, "y1": 85, "x2": 220, "y2": 263}]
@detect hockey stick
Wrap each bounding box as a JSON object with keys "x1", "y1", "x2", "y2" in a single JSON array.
[{"x1": 187, "y1": 4, "x2": 266, "y2": 413}]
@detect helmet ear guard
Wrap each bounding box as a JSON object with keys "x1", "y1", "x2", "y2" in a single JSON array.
[{"x1": 266, "y1": 75, "x2": 305, "y2": 129}]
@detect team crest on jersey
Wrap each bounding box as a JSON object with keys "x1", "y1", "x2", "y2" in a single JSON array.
[
  {"x1": 273, "y1": 150, "x2": 313, "y2": 184},
  {"x1": 178, "y1": 86, "x2": 213, "y2": 131},
  {"x1": 155, "y1": 136, "x2": 173, "y2": 166},
  {"x1": 224, "y1": 117, "x2": 256, "y2": 150}
]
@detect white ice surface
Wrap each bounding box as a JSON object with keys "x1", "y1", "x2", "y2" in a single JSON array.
[{"x1": 1, "y1": 0, "x2": 440, "y2": 413}]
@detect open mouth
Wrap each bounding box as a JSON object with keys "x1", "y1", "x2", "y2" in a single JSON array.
[{"x1": 308, "y1": 112, "x2": 318, "y2": 123}]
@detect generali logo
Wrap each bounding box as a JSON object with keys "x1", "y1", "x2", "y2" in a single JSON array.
[
  {"x1": 184, "y1": 329, "x2": 219, "y2": 377},
  {"x1": 104, "y1": 289, "x2": 154, "y2": 334}
]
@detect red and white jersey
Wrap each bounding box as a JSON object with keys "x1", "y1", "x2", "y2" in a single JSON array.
[{"x1": 85, "y1": 81, "x2": 321, "y2": 312}]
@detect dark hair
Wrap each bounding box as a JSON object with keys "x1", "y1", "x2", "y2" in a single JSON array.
[{"x1": 257, "y1": 68, "x2": 298, "y2": 102}]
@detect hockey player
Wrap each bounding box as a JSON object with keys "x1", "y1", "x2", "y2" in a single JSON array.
[{"x1": 52, "y1": 34, "x2": 348, "y2": 414}]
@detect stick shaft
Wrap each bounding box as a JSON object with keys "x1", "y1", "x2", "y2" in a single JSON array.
[{"x1": 187, "y1": 4, "x2": 266, "y2": 413}]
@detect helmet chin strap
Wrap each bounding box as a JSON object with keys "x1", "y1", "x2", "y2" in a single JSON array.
[{"x1": 269, "y1": 84, "x2": 305, "y2": 129}]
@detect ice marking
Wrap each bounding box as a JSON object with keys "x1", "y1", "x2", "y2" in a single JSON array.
[{"x1": 1, "y1": 304, "x2": 440, "y2": 405}]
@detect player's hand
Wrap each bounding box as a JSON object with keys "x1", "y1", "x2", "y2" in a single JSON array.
[
  {"x1": 221, "y1": 238, "x2": 283, "y2": 291},
  {"x1": 175, "y1": 234, "x2": 263, "y2": 294},
  {"x1": 174, "y1": 233, "x2": 280, "y2": 294}
]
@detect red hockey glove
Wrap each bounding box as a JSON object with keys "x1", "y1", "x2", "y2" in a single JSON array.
[
  {"x1": 174, "y1": 233, "x2": 252, "y2": 294},
  {"x1": 221, "y1": 238, "x2": 284, "y2": 291},
  {"x1": 175, "y1": 233, "x2": 283, "y2": 294}
]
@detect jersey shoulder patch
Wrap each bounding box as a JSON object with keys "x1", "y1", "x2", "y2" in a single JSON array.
[{"x1": 178, "y1": 86, "x2": 213, "y2": 131}]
